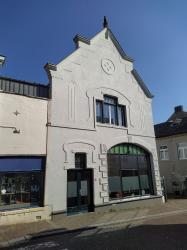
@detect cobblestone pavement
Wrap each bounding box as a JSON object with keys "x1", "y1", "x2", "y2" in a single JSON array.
[{"x1": 11, "y1": 212, "x2": 187, "y2": 250}]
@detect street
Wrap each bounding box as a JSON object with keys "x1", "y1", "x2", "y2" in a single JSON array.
[{"x1": 11, "y1": 212, "x2": 187, "y2": 250}]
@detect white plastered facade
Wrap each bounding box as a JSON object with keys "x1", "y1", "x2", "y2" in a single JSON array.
[
  {"x1": 0, "y1": 92, "x2": 47, "y2": 156},
  {"x1": 44, "y1": 28, "x2": 162, "y2": 213}
]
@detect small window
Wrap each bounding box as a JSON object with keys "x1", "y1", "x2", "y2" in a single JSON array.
[
  {"x1": 19, "y1": 84, "x2": 24, "y2": 94},
  {"x1": 160, "y1": 146, "x2": 169, "y2": 160},
  {"x1": 10, "y1": 81, "x2": 14, "y2": 92},
  {"x1": 96, "y1": 95, "x2": 126, "y2": 127},
  {"x1": 178, "y1": 142, "x2": 187, "y2": 160},
  {"x1": 29, "y1": 85, "x2": 34, "y2": 96},
  {"x1": 24, "y1": 85, "x2": 29, "y2": 95},
  {"x1": 75, "y1": 153, "x2": 87, "y2": 169},
  {"x1": 14, "y1": 82, "x2": 19, "y2": 94}
]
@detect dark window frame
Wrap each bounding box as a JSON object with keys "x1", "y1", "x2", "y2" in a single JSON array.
[
  {"x1": 96, "y1": 95, "x2": 127, "y2": 127},
  {"x1": 0, "y1": 156, "x2": 45, "y2": 210},
  {"x1": 75, "y1": 153, "x2": 87, "y2": 169},
  {"x1": 107, "y1": 144, "x2": 153, "y2": 200}
]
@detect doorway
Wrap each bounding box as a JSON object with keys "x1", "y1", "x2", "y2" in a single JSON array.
[{"x1": 67, "y1": 169, "x2": 94, "y2": 214}]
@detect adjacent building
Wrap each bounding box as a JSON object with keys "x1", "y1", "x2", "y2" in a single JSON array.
[
  {"x1": 155, "y1": 105, "x2": 187, "y2": 196},
  {"x1": 0, "y1": 19, "x2": 163, "y2": 223}
]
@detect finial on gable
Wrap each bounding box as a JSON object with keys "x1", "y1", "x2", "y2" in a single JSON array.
[{"x1": 103, "y1": 16, "x2": 109, "y2": 28}]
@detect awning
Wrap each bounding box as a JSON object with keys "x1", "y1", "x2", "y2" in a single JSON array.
[{"x1": 0, "y1": 157, "x2": 45, "y2": 172}]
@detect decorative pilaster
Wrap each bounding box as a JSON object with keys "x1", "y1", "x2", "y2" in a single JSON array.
[{"x1": 98, "y1": 144, "x2": 109, "y2": 203}]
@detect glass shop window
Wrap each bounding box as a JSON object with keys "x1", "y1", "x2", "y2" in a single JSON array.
[
  {"x1": 107, "y1": 143, "x2": 153, "y2": 200},
  {"x1": 0, "y1": 157, "x2": 45, "y2": 210}
]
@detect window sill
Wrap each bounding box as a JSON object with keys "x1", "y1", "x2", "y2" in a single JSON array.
[
  {"x1": 96, "y1": 123, "x2": 127, "y2": 130},
  {"x1": 109, "y1": 195, "x2": 155, "y2": 204}
]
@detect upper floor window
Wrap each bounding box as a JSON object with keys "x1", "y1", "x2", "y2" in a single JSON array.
[
  {"x1": 160, "y1": 146, "x2": 169, "y2": 160},
  {"x1": 178, "y1": 142, "x2": 187, "y2": 160},
  {"x1": 96, "y1": 96, "x2": 126, "y2": 127}
]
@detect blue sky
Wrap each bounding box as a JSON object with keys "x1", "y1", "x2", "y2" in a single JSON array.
[{"x1": 0, "y1": 0, "x2": 187, "y2": 124}]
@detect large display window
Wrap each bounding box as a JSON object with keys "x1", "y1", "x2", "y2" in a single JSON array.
[
  {"x1": 108, "y1": 144, "x2": 153, "y2": 200},
  {"x1": 0, "y1": 157, "x2": 45, "y2": 210}
]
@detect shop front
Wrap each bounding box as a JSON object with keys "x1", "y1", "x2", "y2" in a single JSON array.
[
  {"x1": 0, "y1": 157, "x2": 45, "y2": 211},
  {"x1": 108, "y1": 143, "x2": 154, "y2": 200}
]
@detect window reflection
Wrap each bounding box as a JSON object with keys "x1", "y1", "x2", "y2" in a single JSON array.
[
  {"x1": 0, "y1": 172, "x2": 43, "y2": 209},
  {"x1": 96, "y1": 101, "x2": 102, "y2": 123},
  {"x1": 96, "y1": 95, "x2": 126, "y2": 127},
  {"x1": 108, "y1": 144, "x2": 153, "y2": 200},
  {"x1": 0, "y1": 157, "x2": 45, "y2": 210},
  {"x1": 103, "y1": 104, "x2": 110, "y2": 123}
]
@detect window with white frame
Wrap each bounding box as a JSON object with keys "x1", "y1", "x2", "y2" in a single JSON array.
[
  {"x1": 178, "y1": 142, "x2": 187, "y2": 160},
  {"x1": 160, "y1": 146, "x2": 169, "y2": 160}
]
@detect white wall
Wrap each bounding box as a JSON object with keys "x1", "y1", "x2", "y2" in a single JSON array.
[
  {"x1": 0, "y1": 92, "x2": 47, "y2": 155},
  {"x1": 45, "y1": 28, "x2": 162, "y2": 212}
]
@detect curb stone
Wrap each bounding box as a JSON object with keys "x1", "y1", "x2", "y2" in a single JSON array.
[
  {"x1": 31, "y1": 226, "x2": 97, "y2": 239},
  {"x1": 0, "y1": 235, "x2": 32, "y2": 249},
  {"x1": 91, "y1": 208, "x2": 187, "y2": 228},
  {"x1": 1, "y1": 208, "x2": 187, "y2": 249}
]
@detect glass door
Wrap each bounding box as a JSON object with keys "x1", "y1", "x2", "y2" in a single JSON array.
[{"x1": 67, "y1": 169, "x2": 93, "y2": 214}]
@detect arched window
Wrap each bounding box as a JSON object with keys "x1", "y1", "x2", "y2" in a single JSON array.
[{"x1": 107, "y1": 143, "x2": 153, "y2": 200}]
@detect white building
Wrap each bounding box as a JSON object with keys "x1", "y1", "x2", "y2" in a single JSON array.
[{"x1": 0, "y1": 19, "x2": 162, "y2": 222}]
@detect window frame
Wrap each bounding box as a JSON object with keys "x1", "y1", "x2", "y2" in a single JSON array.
[
  {"x1": 177, "y1": 142, "x2": 187, "y2": 160},
  {"x1": 107, "y1": 144, "x2": 154, "y2": 200},
  {"x1": 159, "y1": 145, "x2": 169, "y2": 161},
  {"x1": 0, "y1": 156, "x2": 45, "y2": 210},
  {"x1": 96, "y1": 95, "x2": 127, "y2": 127}
]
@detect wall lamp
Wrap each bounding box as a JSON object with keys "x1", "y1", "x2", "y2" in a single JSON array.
[{"x1": 0, "y1": 125, "x2": 20, "y2": 134}]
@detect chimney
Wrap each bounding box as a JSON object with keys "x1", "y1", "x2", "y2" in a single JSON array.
[
  {"x1": 0, "y1": 55, "x2": 6, "y2": 67},
  {"x1": 175, "y1": 105, "x2": 183, "y2": 113}
]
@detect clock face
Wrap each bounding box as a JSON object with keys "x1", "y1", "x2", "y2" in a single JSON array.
[{"x1": 101, "y1": 58, "x2": 115, "y2": 75}]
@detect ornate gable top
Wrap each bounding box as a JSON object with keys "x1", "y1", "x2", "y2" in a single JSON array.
[{"x1": 103, "y1": 16, "x2": 109, "y2": 28}]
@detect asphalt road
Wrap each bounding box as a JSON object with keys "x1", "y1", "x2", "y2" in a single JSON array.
[{"x1": 11, "y1": 212, "x2": 187, "y2": 250}]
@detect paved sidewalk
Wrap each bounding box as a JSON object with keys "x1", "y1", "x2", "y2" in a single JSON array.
[{"x1": 1, "y1": 199, "x2": 187, "y2": 248}]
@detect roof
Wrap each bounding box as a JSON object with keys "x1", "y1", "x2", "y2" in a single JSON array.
[
  {"x1": 107, "y1": 29, "x2": 134, "y2": 63},
  {"x1": 154, "y1": 107, "x2": 187, "y2": 138},
  {"x1": 167, "y1": 110, "x2": 187, "y2": 122},
  {"x1": 0, "y1": 76, "x2": 49, "y2": 99},
  {"x1": 131, "y1": 69, "x2": 154, "y2": 98}
]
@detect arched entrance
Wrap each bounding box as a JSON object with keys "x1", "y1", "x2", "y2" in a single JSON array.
[{"x1": 107, "y1": 143, "x2": 154, "y2": 200}]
